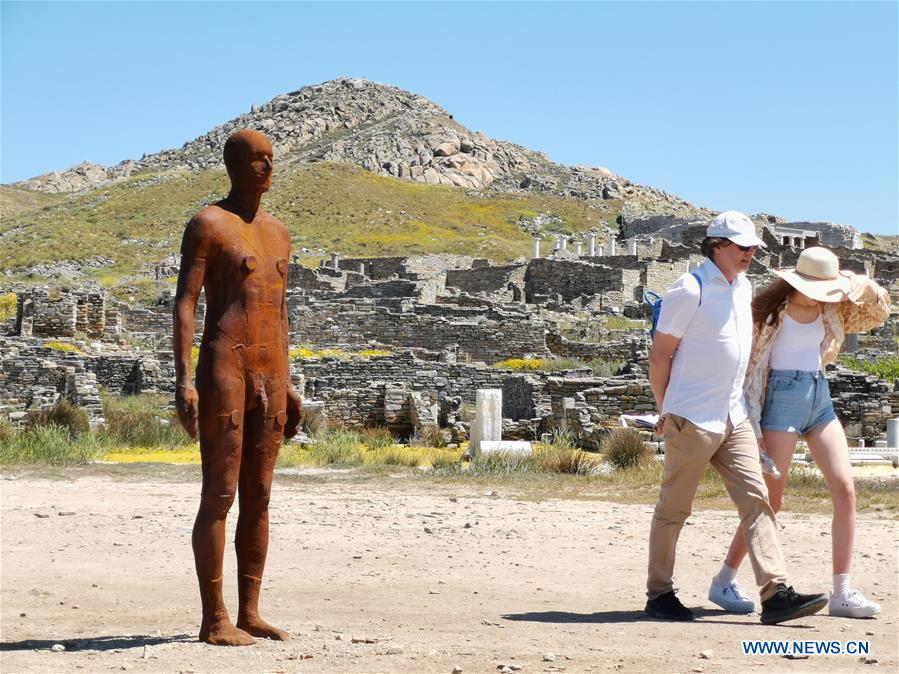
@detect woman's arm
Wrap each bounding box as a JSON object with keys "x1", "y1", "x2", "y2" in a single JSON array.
[
  {"x1": 743, "y1": 321, "x2": 774, "y2": 440},
  {"x1": 837, "y1": 272, "x2": 891, "y2": 334}
]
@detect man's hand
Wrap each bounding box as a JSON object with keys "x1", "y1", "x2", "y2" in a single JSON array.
[
  {"x1": 757, "y1": 436, "x2": 768, "y2": 456},
  {"x1": 176, "y1": 384, "x2": 199, "y2": 439},
  {"x1": 284, "y1": 388, "x2": 304, "y2": 439}
]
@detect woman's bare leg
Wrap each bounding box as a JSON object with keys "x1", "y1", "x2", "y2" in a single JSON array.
[{"x1": 722, "y1": 431, "x2": 797, "y2": 569}]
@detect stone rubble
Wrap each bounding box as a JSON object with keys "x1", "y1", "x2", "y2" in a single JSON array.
[{"x1": 2, "y1": 224, "x2": 895, "y2": 445}]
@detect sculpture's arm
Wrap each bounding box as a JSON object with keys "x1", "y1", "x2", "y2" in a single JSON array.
[
  {"x1": 282, "y1": 259, "x2": 303, "y2": 438},
  {"x1": 172, "y1": 217, "x2": 209, "y2": 438}
]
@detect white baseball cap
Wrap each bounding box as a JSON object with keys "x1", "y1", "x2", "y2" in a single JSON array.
[{"x1": 706, "y1": 211, "x2": 767, "y2": 248}]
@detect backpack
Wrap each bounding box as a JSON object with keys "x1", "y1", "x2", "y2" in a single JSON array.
[{"x1": 644, "y1": 271, "x2": 703, "y2": 339}]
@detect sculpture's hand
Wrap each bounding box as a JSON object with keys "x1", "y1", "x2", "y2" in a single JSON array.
[
  {"x1": 284, "y1": 387, "x2": 304, "y2": 439},
  {"x1": 176, "y1": 384, "x2": 199, "y2": 439}
]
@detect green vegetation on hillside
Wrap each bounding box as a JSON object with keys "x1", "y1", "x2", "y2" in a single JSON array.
[
  {"x1": 838, "y1": 355, "x2": 899, "y2": 381},
  {"x1": 1, "y1": 162, "x2": 621, "y2": 294},
  {"x1": 0, "y1": 185, "x2": 67, "y2": 218}
]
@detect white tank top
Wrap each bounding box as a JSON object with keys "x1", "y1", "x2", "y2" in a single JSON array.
[{"x1": 769, "y1": 313, "x2": 824, "y2": 371}]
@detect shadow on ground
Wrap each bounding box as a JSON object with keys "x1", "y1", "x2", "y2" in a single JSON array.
[
  {"x1": 501, "y1": 608, "x2": 820, "y2": 628},
  {"x1": 0, "y1": 634, "x2": 193, "y2": 652}
]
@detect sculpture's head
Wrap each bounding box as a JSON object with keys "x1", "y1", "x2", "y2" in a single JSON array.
[{"x1": 223, "y1": 129, "x2": 273, "y2": 194}]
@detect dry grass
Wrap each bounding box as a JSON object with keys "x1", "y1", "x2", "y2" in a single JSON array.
[{"x1": 602, "y1": 428, "x2": 650, "y2": 469}]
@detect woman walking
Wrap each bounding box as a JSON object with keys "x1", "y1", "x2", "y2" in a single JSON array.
[{"x1": 707, "y1": 247, "x2": 890, "y2": 619}]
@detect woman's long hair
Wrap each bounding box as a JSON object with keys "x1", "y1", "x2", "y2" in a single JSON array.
[{"x1": 752, "y1": 278, "x2": 794, "y2": 328}]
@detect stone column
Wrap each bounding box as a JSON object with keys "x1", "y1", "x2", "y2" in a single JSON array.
[
  {"x1": 628, "y1": 239, "x2": 637, "y2": 256},
  {"x1": 887, "y1": 418, "x2": 898, "y2": 448},
  {"x1": 609, "y1": 239, "x2": 617, "y2": 256},
  {"x1": 532, "y1": 237, "x2": 541, "y2": 259},
  {"x1": 330, "y1": 253, "x2": 340, "y2": 271},
  {"x1": 588, "y1": 233, "x2": 596, "y2": 256},
  {"x1": 358, "y1": 263, "x2": 365, "y2": 275},
  {"x1": 574, "y1": 241, "x2": 583, "y2": 256},
  {"x1": 597, "y1": 244, "x2": 605, "y2": 257},
  {"x1": 560, "y1": 236, "x2": 568, "y2": 251},
  {"x1": 469, "y1": 389, "x2": 502, "y2": 455}
]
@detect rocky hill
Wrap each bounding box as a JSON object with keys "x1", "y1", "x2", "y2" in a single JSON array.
[{"x1": 18, "y1": 77, "x2": 703, "y2": 219}]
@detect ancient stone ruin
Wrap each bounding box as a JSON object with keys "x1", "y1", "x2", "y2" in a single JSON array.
[{"x1": 1, "y1": 220, "x2": 897, "y2": 446}]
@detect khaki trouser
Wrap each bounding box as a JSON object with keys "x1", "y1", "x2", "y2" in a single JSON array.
[{"x1": 647, "y1": 414, "x2": 788, "y2": 602}]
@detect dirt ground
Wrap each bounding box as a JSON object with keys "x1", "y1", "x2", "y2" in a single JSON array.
[{"x1": 1, "y1": 467, "x2": 896, "y2": 674}]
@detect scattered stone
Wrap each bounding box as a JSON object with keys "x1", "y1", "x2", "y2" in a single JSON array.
[
  {"x1": 34, "y1": 513, "x2": 50, "y2": 519},
  {"x1": 452, "y1": 667, "x2": 463, "y2": 674},
  {"x1": 385, "y1": 646, "x2": 404, "y2": 655},
  {"x1": 699, "y1": 650, "x2": 713, "y2": 659},
  {"x1": 50, "y1": 644, "x2": 65, "y2": 652},
  {"x1": 543, "y1": 653, "x2": 556, "y2": 662},
  {"x1": 352, "y1": 637, "x2": 377, "y2": 644}
]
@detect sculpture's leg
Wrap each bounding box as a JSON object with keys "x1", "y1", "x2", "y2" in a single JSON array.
[
  {"x1": 235, "y1": 382, "x2": 289, "y2": 640},
  {"x1": 193, "y1": 366, "x2": 255, "y2": 646}
]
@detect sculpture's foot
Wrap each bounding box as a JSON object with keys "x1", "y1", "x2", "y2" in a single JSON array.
[
  {"x1": 199, "y1": 619, "x2": 256, "y2": 646},
  {"x1": 236, "y1": 614, "x2": 290, "y2": 641}
]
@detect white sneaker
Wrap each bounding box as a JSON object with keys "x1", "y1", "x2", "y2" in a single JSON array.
[
  {"x1": 708, "y1": 579, "x2": 756, "y2": 613},
  {"x1": 829, "y1": 589, "x2": 881, "y2": 618}
]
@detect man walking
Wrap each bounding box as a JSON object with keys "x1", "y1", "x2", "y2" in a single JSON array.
[{"x1": 645, "y1": 211, "x2": 827, "y2": 625}]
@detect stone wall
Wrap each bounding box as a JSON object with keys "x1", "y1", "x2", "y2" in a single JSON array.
[
  {"x1": 524, "y1": 259, "x2": 641, "y2": 304},
  {"x1": 339, "y1": 254, "x2": 476, "y2": 281},
  {"x1": 445, "y1": 264, "x2": 526, "y2": 296},
  {"x1": 297, "y1": 351, "x2": 510, "y2": 430},
  {"x1": 341, "y1": 279, "x2": 432, "y2": 302},
  {"x1": 16, "y1": 289, "x2": 78, "y2": 338},
  {"x1": 828, "y1": 367, "x2": 894, "y2": 442},
  {"x1": 546, "y1": 332, "x2": 649, "y2": 368},
  {"x1": 643, "y1": 260, "x2": 690, "y2": 296},
  {"x1": 289, "y1": 301, "x2": 549, "y2": 363},
  {"x1": 75, "y1": 291, "x2": 107, "y2": 338},
  {"x1": 0, "y1": 339, "x2": 104, "y2": 424},
  {"x1": 287, "y1": 264, "x2": 344, "y2": 291}
]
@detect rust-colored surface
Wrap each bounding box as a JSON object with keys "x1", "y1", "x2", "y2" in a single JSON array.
[{"x1": 173, "y1": 129, "x2": 302, "y2": 646}]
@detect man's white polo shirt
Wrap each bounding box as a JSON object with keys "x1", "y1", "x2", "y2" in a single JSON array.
[{"x1": 656, "y1": 258, "x2": 752, "y2": 434}]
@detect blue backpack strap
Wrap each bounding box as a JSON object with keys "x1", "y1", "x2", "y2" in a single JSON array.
[{"x1": 690, "y1": 271, "x2": 703, "y2": 306}]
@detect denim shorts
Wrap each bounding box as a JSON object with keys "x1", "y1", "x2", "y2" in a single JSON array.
[{"x1": 760, "y1": 369, "x2": 837, "y2": 436}]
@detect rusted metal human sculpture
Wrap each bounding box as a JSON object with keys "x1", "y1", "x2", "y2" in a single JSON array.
[{"x1": 173, "y1": 129, "x2": 302, "y2": 646}]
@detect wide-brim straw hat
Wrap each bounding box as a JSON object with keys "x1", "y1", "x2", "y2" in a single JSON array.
[{"x1": 772, "y1": 246, "x2": 850, "y2": 303}]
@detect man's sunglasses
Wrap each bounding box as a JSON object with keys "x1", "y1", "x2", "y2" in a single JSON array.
[{"x1": 717, "y1": 239, "x2": 757, "y2": 252}]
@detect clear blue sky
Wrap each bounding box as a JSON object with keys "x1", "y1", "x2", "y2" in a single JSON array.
[{"x1": 2, "y1": 1, "x2": 897, "y2": 235}]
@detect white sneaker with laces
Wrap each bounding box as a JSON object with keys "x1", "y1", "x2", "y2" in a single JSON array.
[
  {"x1": 708, "y1": 579, "x2": 756, "y2": 613},
  {"x1": 829, "y1": 589, "x2": 881, "y2": 618}
]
